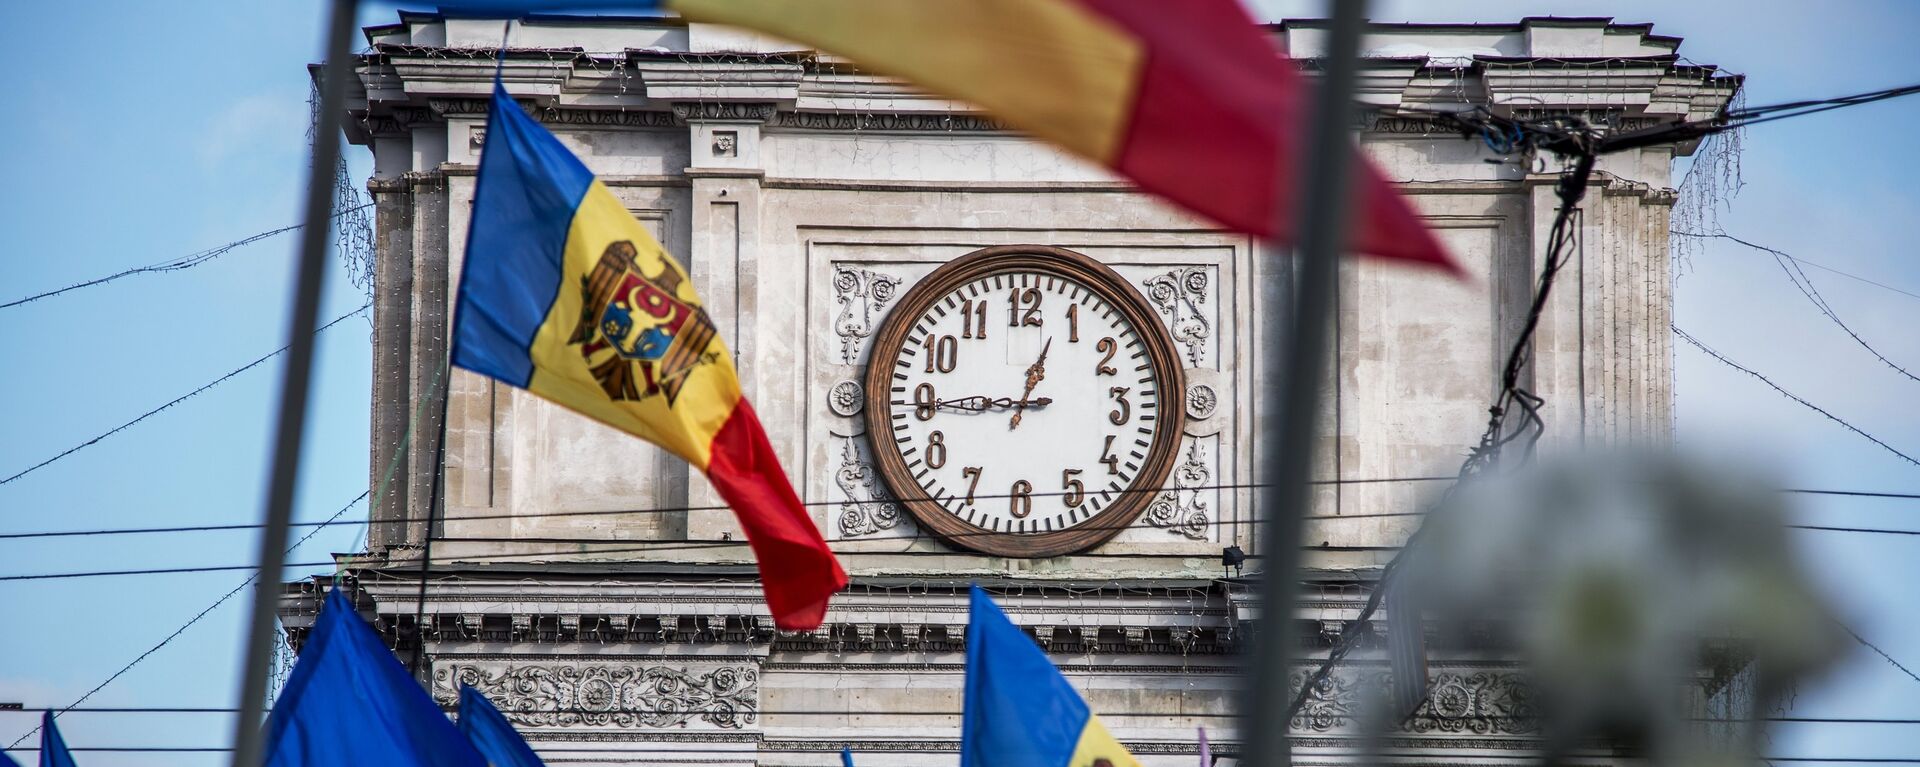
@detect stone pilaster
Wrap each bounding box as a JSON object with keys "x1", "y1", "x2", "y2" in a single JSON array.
[{"x1": 368, "y1": 175, "x2": 415, "y2": 551}]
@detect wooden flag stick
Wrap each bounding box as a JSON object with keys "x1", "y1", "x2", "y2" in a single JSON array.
[
  {"x1": 228, "y1": 1, "x2": 361, "y2": 765},
  {"x1": 1244, "y1": 0, "x2": 1370, "y2": 764}
]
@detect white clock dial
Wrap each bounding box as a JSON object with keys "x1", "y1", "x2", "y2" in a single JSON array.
[{"x1": 864, "y1": 247, "x2": 1185, "y2": 558}]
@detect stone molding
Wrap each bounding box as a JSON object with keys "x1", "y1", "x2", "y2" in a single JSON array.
[
  {"x1": 772, "y1": 111, "x2": 1008, "y2": 133},
  {"x1": 671, "y1": 102, "x2": 779, "y2": 124}
]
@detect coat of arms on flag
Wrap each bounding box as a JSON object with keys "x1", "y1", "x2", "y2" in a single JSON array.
[{"x1": 570, "y1": 240, "x2": 718, "y2": 406}]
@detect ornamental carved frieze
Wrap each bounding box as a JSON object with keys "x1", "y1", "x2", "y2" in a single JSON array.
[
  {"x1": 1286, "y1": 668, "x2": 1538, "y2": 735},
  {"x1": 832, "y1": 265, "x2": 901, "y2": 365},
  {"x1": 1141, "y1": 267, "x2": 1213, "y2": 366},
  {"x1": 432, "y1": 662, "x2": 759, "y2": 730},
  {"x1": 1405, "y1": 672, "x2": 1539, "y2": 735},
  {"x1": 774, "y1": 111, "x2": 1008, "y2": 132},
  {"x1": 835, "y1": 434, "x2": 901, "y2": 538}
]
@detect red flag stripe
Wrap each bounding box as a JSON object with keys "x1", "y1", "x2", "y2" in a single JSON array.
[{"x1": 704, "y1": 399, "x2": 849, "y2": 631}]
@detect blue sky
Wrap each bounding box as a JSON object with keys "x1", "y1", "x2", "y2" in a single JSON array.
[{"x1": 0, "y1": 0, "x2": 1917, "y2": 764}]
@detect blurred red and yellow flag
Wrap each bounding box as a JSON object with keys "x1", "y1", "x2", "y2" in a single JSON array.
[
  {"x1": 672, "y1": 0, "x2": 1454, "y2": 270},
  {"x1": 439, "y1": 0, "x2": 1454, "y2": 268}
]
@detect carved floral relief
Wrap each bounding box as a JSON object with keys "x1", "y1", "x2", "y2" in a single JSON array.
[
  {"x1": 1287, "y1": 669, "x2": 1539, "y2": 735},
  {"x1": 832, "y1": 266, "x2": 902, "y2": 365},
  {"x1": 835, "y1": 434, "x2": 901, "y2": 538},
  {"x1": 1144, "y1": 440, "x2": 1211, "y2": 539},
  {"x1": 1141, "y1": 266, "x2": 1213, "y2": 367},
  {"x1": 433, "y1": 662, "x2": 758, "y2": 730}
]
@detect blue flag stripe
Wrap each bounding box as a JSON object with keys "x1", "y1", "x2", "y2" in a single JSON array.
[
  {"x1": 460, "y1": 685, "x2": 548, "y2": 767},
  {"x1": 36, "y1": 713, "x2": 74, "y2": 767},
  {"x1": 451, "y1": 83, "x2": 596, "y2": 388},
  {"x1": 263, "y1": 587, "x2": 485, "y2": 767},
  {"x1": 961, "y1": 585, "x2": 1092, "y2": 767}
]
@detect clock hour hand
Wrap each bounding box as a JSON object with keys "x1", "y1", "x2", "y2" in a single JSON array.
[
  {"x1": 936, "y1": 395, "x2": 1055, "y2": 412},
  {"x1": 1009, "y1": 337, "x2": 1052, "y2": 430}
]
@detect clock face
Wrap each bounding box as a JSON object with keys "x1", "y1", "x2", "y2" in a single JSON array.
[{"x1": 862, "y1": 246, "x2": 1185, "y2": 558}]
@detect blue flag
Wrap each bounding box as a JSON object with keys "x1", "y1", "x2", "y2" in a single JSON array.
[
  {"x1": 0, "y1": 745, "x2": 17, "y2": 767},
  {"x1": 962, "y1": 585, "x2": 1141, "y2": 767},
  {"x1": 458, "y1": 685, "x2": 546, "y2": 767},
  {"x1": 840, "y1": 746, "x2": 855, "y2": 767},
  {"x1": 263, "y1": 586, "x2": 486, "y2": 767},
  {"x1": 36, "y1": 713, "x2": 73, "y2": 767}
]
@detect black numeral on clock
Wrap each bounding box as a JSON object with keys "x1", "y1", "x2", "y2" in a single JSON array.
[
  {"x1": 961, "y1": 298, "x2": 987, "y2": 339},
  {"x1": 922, "y1": 334, "x2": 957, "y2": 373},
  {"x1": 927, "y1": 430, "x2": 948, "y2": 469},
  {"x1": 1061, "y1": 469, "x2": 1084, "y2": 507},
  {"x1": 1007, "y1": 287, "x2": 1042, "y2": 327},
  {"x1": 913, "y1": 382, "x2": 936, "y2": 421},
  {"x1": 1100, "y1": 435, "x2": 1119, "y2": 475},
  {"x1": 1009, "y1": 480, "x2": 1033, "y2": 518},
  {"x1": 962, "y1": 466, "x2": 983, "y2": 505},
  {"x1": 1108, "y1": 386, "x2": 1131, "y2": 425},
  {"x1": 1095, "y1": 337, "x2": 1118, "y2": 375}
]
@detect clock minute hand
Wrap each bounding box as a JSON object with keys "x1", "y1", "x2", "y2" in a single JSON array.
[{"x1": 1009, "y1": 337, "x2": 1052, "y2": 431}]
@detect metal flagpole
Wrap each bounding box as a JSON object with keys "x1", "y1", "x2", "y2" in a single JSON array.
[
  {"x1": 1243, "y1": 1, "x2": 1370, "y2": 765},
  {"x1": 228, "y1": 0, "x2": 361, "y2": 765}
]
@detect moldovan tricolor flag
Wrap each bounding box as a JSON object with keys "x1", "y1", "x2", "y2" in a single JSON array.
[
  {"x1": 451, "y1": 82, "x2": 847, "y2": 631},
  {"x1": 540, "y1": 0, "x2": 1453, "y2": 270}
]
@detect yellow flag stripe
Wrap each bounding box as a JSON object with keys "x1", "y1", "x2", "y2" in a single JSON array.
[
  {"x1": 671, "y1": 0, "x2": 1147, "y2": 164},
  {"x1": 525, "y1": 180, "x2": 740, "y2": 471},
  {"x1": 1069, "y1": 715, "x2": 1143, "y2": 767}
]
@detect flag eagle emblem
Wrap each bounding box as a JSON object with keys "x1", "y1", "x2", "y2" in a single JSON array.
[{"x1": 570, "y1": 240, "x2": 718, "y2": 406}]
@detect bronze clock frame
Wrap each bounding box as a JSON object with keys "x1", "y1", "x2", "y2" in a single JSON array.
[{"x1": 861, "y1": 245, "x2": 1187, "y2": 558}]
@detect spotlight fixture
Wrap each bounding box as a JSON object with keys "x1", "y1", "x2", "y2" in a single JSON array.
[{"x1": 1221, "y1": 545, "x2": 1246, "y2": 578}]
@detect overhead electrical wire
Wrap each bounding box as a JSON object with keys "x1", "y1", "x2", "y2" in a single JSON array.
[
  {"x1": 1675, "y1": 325, "x2": 1920, "y2": 468},
  {"x1": 0, "y1": 483, "x2": 1915, "y2": 544},
  {"x1": 0, "y1": 300, "x2": 372, "y2": 488},
  {"x1": 1673, "y1": 231, "x2": 1920, "y2": 304},
  {"x1": 0, "y1": 203, "x2": 374, "y2": 311},
  {"x1": 1591, "y1": 81, "x2": 1920, "y2": 153},
  {"x1": 1842, "y1": 623, "x2": 1920, "y2": 688},
  {"x1": 2, "y1": 491, "x2": 367, "y2": 750},
  {"x1": 8, "y1": 357, "x2": 448, "y2": 749},
  {"x1": 1676, "y1": 231, "x2": 1920, "y2": 384},
  {"x1": 9, "y1": 503, "x2": 1920, "y2": 586}
]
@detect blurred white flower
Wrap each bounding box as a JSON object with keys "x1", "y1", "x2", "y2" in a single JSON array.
[{"x1": 1399, "y1": 449, "x2": 1843, "y2": 761}]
